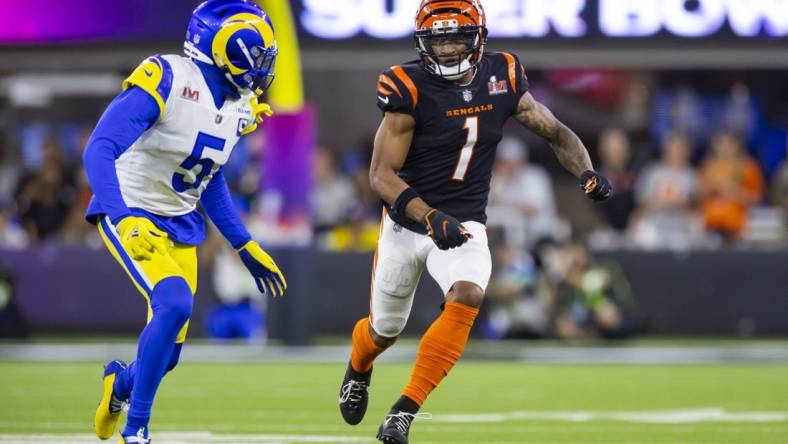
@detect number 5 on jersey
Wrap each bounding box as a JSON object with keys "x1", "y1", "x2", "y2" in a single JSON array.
[
  {"x1": 172, "y1": 132, "x2": 226, "y2": 192},
  {"x1": 452, "y1": 116, "x2": 478, "y2": 181}
]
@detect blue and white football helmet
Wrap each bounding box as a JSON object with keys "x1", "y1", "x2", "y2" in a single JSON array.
[{"x1": 184, "y1": 0, "x2": 278, "y2": 93}]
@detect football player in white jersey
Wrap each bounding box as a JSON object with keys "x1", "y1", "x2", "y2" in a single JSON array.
[{"x1": 83, "y1": 1, "x2": 286, "y2": 442}]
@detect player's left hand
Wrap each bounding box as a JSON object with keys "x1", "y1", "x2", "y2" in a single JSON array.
[
  {"x1": 115, "y1": 216, "x2": 168, "y2": 261},
  {"x1": 240, "y1": 93, "x2": 273, "y2": 136},
  {"x1": 237, "y1": 240, "x2": 287, "y2": 297},
  {"x1": 580, "y1": 170, "x2": 612, "y2": 202}
]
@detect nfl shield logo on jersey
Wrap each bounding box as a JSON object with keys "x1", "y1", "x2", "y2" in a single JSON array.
[
  {"x1": 462, "y1": 89, "x2": 473, "y2": 102},
  {"x1": 488, "y1": 76, "x2": 508, "y2": 96}
]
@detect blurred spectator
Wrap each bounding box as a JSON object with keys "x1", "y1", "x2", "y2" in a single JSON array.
[
  {"x1": 721, "y1": 84, "x2": 757, "y2": 143},
  {"x1": 482, "y1": 243, "x2": 550, "y2": 339},
  {"x1": 663, "y1": 87, "x2": 703, "y2": 143},
  {"x1": 699, "y1": 131, "x2": 765, "y2": 239},
  {"x1": 222, "y1": 137, "x2": 260, "y2": 213},
  {"x1": 321, "y1": 203, "x2": 379, "y2": 253},
  {"x1": 0, "y1": 265, "x2": 28, "y2": 338},
  {"x1": 596, "y1": 128, "x2": 636, "y2": 231},
  {"x1": 312, "y1": 146, "x2": 356, "y2": 233},
  {"x1": 59, "y1": 200, "x2": 94, "y2": 245},
  {"x1": 60, "y1": 161, "x2": 96, "y2": 245},
  {"x1": 202, "y1": 230, "x2": 266, "y2": 341},
  {"x1": 541, "y1": 242, "x2": 634, "y2": 340},
  {"x1": 771, "y1": 157, "x2": 788, "y2": 221},
  {"x1": 483, "y1": 236, "x2": 635, "y2": 341},
  {"x1": 311, "y1": 145, "x2": 379, "y2": 252},
  {"x1": 487, "y1": 137, "x2": 558, "y2": 248},
  {"x1": 14, "y1": 140, "x2": 77, "y2": 243},
  {"x1": 630, "y1": 133, "x2": 704, "y2": 250},
  {"x1": 341, "y1": 140, "x2": 378, "y2": 212},
  {"x1": 0, "y1": 199, "x2": 28, "y2": 249},
  {"x1": 0, "y1": 143, "x2": 20, "y2": 205},
  {"x1": 765, "y1": 152, "x2": 788, "y2": 241}
]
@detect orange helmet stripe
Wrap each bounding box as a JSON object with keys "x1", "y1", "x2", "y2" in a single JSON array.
[
  {"x1": 416, "y1": 0, "x2": 485, "y2": 30},
  {"x1": 391, "y1": 66, "x2": 419, "y2": 108},
  {"x1": 421, "y1": 14, "x2": 477, "y2": 29}
]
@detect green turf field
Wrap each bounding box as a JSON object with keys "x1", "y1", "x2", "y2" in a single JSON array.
[{"x1": 1, "y1": 362, "x2": 787, "y2": 443}]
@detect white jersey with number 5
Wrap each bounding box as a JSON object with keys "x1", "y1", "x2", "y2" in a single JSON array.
[{"x1": 116, "y1": 54, "x2": 255, "y2": 216}]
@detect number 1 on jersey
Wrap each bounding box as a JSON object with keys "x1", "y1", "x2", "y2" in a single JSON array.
[{"x1": 452, "y1": 116, "x2": 478, "y2": 181}]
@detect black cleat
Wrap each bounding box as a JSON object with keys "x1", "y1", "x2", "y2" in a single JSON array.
[
  {"x1": 376, "y1": 410, "x2": 430, "y2": 444},
  {"x1": 338, "y1": 361, "x2": 372, "y2": 425}
]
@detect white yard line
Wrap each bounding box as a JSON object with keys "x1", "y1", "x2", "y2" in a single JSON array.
[
  {"x1": 435, "y1": 408, "x2": 788, "y2": 424},
  {"x1": 2, "y1": 409, "x2": 786, "y2": 443},
  {"x1": 0, "y1": 433, "x2": 374, "y2": 443},
  {"x1": 4, "y1": 342, "x2": 788, "y2": 363},
  {"x1": 0, "y1": 438, "x2": 773, "y2": 444}
]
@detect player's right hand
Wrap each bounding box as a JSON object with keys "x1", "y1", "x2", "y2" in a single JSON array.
[
  {"x1": 115, "y1": 216, "x2": 168, "y2": 261},
  {"x1": 423, "y1": 209, "x2": 473, "y2": 250}
]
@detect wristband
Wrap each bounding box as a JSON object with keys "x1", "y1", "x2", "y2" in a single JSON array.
[{"x1": 393, "y1": 187, "x2": 420, "y2": 218}]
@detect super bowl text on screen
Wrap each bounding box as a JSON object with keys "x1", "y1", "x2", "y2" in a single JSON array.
[{"x1": 299, "y1": 0, "x2": 788, "y2": 39}]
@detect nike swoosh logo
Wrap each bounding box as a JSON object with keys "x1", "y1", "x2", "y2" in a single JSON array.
[
  {"x1": 143, "y1": 69, "x2": 153, "y2": 77},
  {"x1": 378, "y1": 95, "x2": 389, "y2": 104}
]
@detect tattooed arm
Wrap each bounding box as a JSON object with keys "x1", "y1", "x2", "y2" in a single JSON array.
[
  {"x1": 513, "y1": 92, "x2": 592, "y2": 178},
  {"x1": 513, "y1": 92, "x2": 612, "y2": 201}
]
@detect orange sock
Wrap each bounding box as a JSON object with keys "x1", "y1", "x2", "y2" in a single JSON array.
[
  {"x1": 402, "y1": 301, "x2": 479, "y2": 406},
  {"x1": 350, "y1": 317, "x2": 387, "y2": 373}
]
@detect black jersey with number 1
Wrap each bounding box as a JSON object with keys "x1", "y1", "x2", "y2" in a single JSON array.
[{"x1": 377, "y1": 51, "x2": 529, "y2": 234}]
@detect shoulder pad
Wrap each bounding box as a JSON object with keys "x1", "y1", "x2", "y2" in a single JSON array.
[
  {"x1": 498, "y1": 52, "x2": 528, "y2": 96},
  {"x1": 122, "y1": 55, "x2": 174, "y2": 117},
  {"x1": 377, "y1": 65, "x2": 419, "y2": 114}
]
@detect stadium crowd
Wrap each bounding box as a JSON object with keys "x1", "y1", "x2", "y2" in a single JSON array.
[{"x1": 1, "y1": 123, "x2": 786, "y2": 253}]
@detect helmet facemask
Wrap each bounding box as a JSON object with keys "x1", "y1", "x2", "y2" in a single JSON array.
[
  {"x1": 416, "y1": 25, "x2": 485, "y2": 81},
  {"x1": 223, "y1": 41, "x2": 278, "y2": 94}
]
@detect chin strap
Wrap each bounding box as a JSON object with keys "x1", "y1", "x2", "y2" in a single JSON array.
[
  {"x1": 431, "y1": 58, "x2": 476, "y2": 82},
  {"x1": 189, "y1": 46, "x2": 248, "y2": 95},
  {"x1": 454, "y1": 66, "x2": 478, "y2": 86},
  {"x1": 212, "y1": 55, "x2": 247, "y2": 95},
  {"x1": 437, "y1": 59, "x2": 474, "y2": 81},
  {"x1": 223, "y1": 72, "x2": 247, "y2": 95},
  {"x1": 184, "y1": 41, "x2": 214, "y2": 65}
]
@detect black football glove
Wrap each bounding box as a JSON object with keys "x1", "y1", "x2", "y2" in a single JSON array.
[
  {"x1": 580, "y1": 170, "x2": 612, "y2": 202},
  {"x1": 423, "y1": 209, "x2": 472, "y2": 250}
]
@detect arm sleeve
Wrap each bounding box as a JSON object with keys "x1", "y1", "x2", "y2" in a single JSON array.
[
  {"x1": 82, "y1": 86, "x2": 160, "y2": 224},
  {"x1": 376, "y1": 66, "x2": 417, "y2": 115},
  {"x1": 200, "y1": 169, "x2": 252, "y2": 249}
]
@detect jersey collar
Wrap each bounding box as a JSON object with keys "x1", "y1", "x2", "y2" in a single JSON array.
[{"x1": 195, "y1": 60, "x2": 241, "y2": 109}]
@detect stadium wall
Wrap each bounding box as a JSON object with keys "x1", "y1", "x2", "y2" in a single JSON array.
[{"x1": 1, "y1": 247, "x2": 786, "y2": 341}]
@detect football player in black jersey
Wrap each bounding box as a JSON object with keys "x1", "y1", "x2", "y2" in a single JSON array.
[{"x1": 339, "y1": 1, "x2": 612, "y2": 442}]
